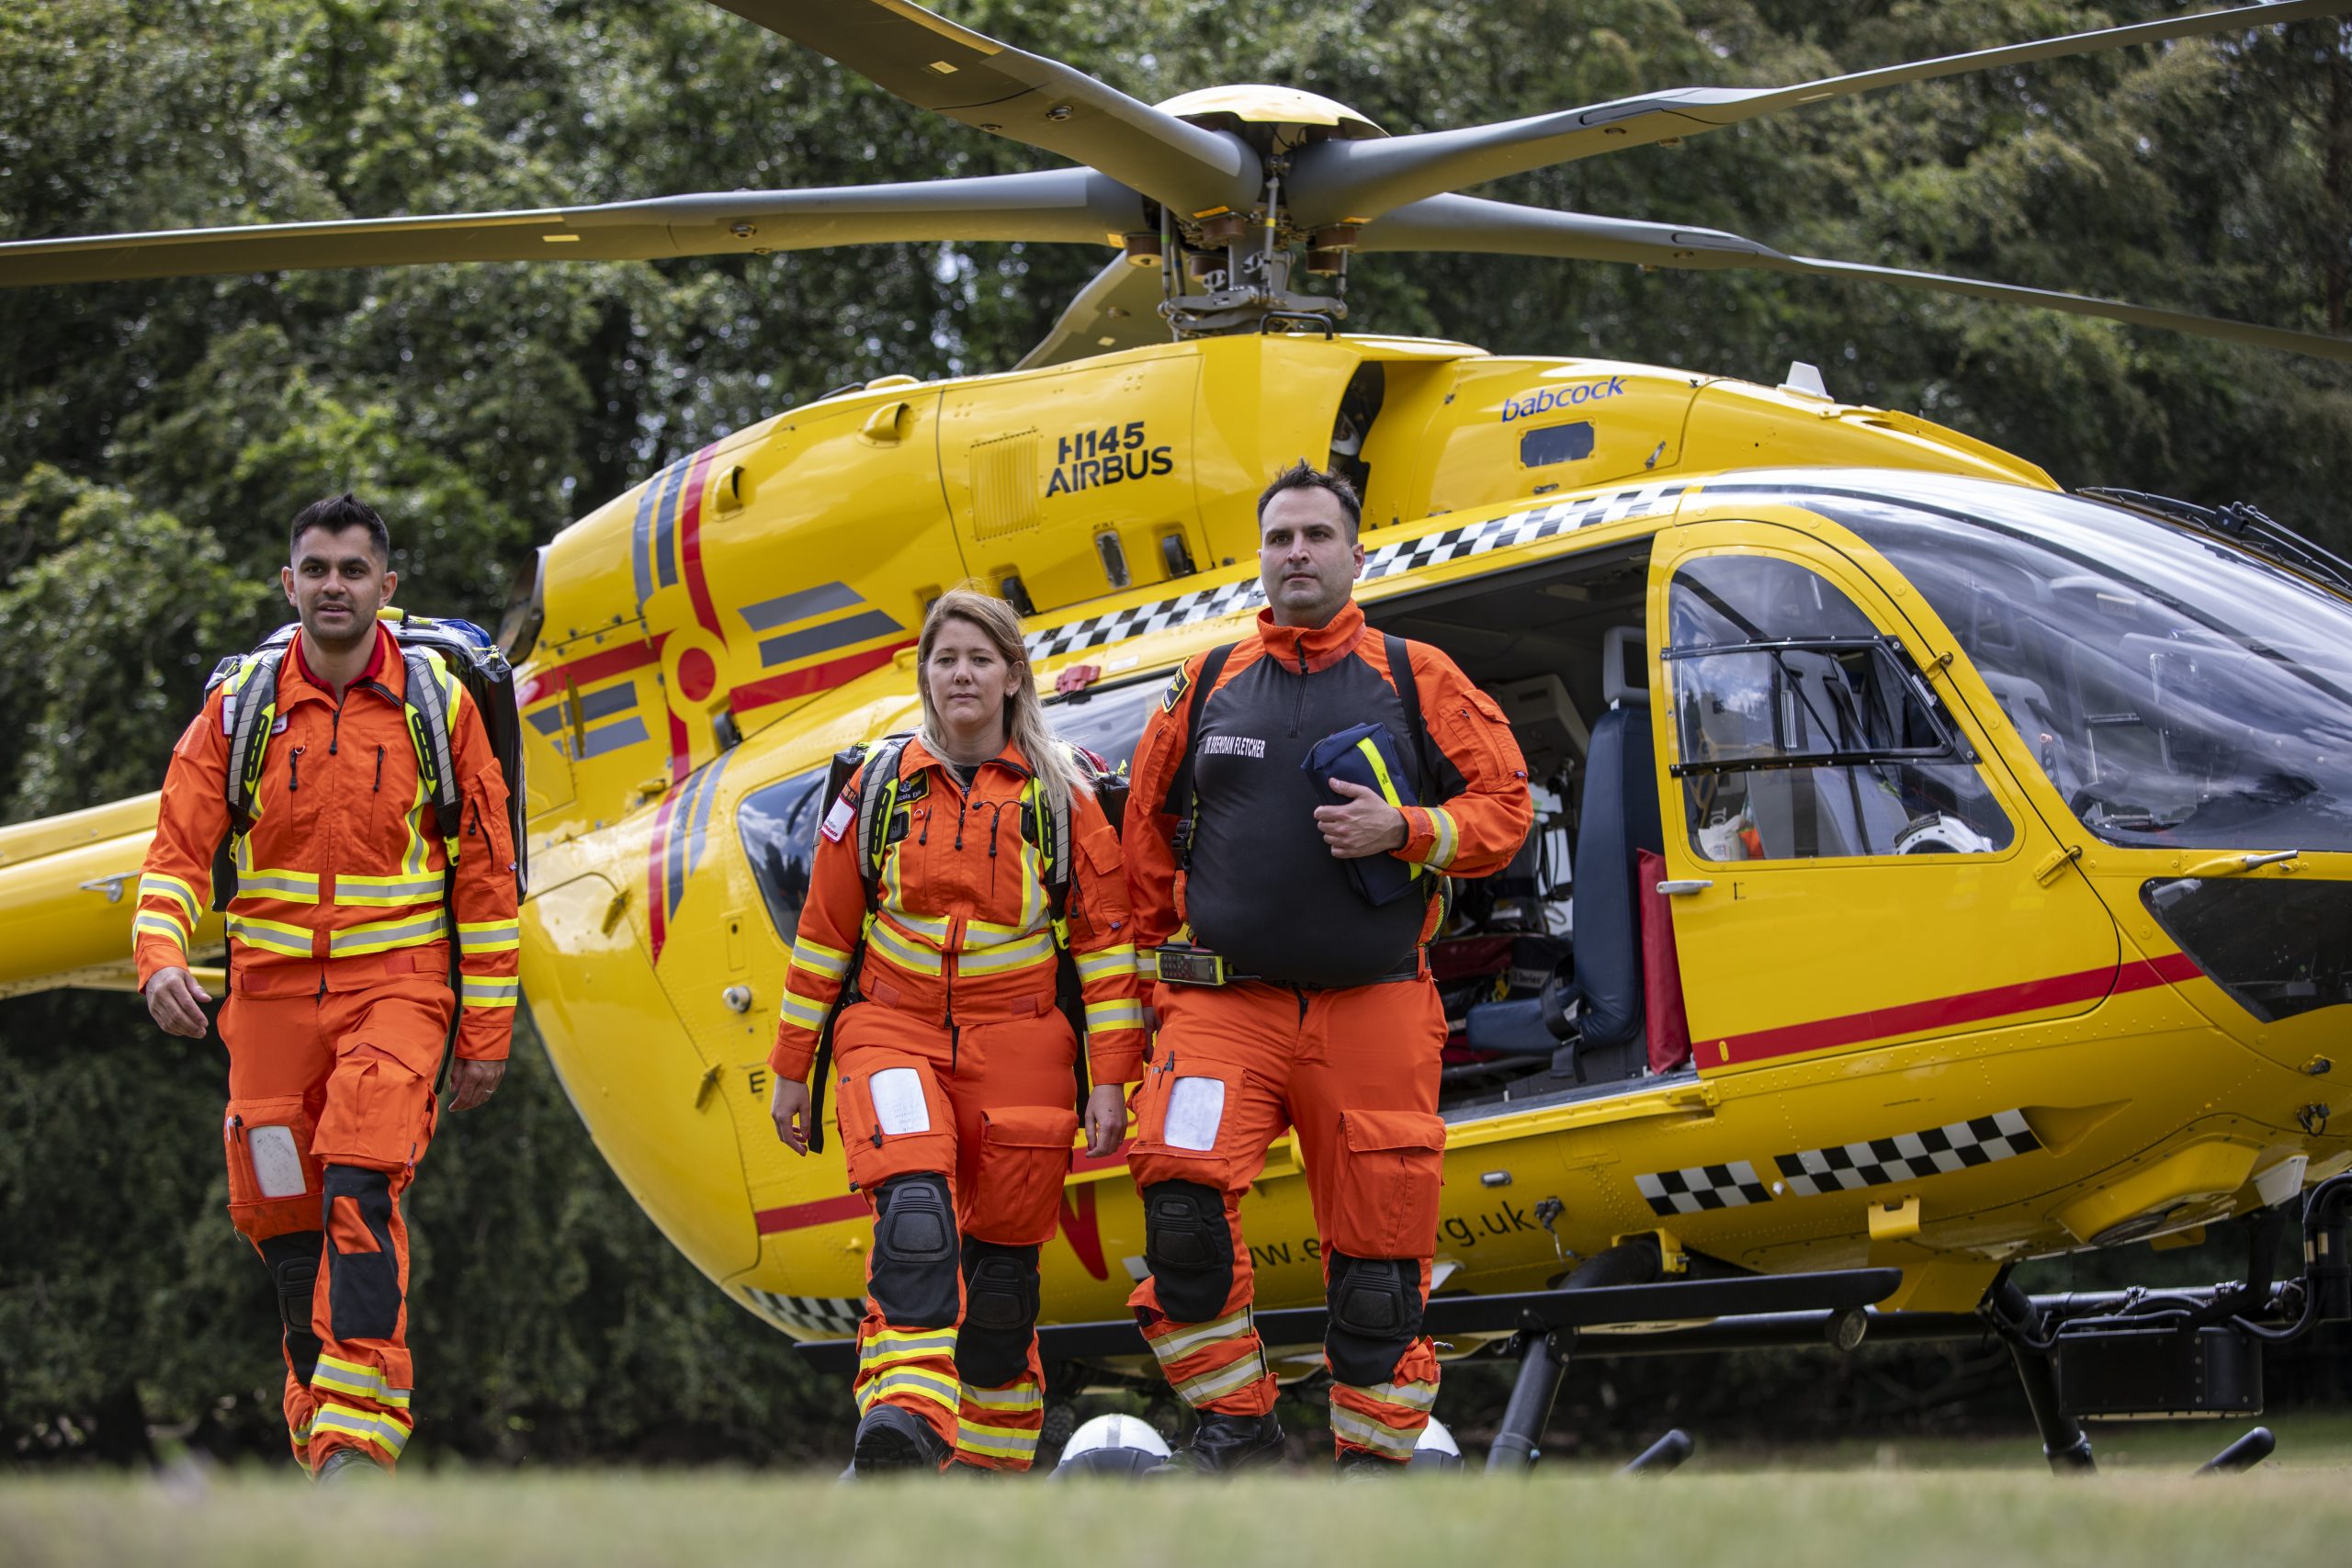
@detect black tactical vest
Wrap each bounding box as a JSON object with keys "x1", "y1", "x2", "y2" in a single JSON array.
[{"x1": 1183, "y1": 640, "x2": 1428, "y2": 987}]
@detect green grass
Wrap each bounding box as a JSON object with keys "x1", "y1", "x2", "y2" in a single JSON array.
[{"x1": 7, "y1": 1448, "x2": 2352, "y2": 1568}]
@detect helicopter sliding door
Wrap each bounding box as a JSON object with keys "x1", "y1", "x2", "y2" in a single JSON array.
[{"x1": 1649, "y1": 514, "x2": 2119, "y2": 1076}]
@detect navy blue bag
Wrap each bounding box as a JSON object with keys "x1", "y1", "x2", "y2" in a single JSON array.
[{"x1": 1303, "y1": 720, "x2": 1427, "y2": 907}]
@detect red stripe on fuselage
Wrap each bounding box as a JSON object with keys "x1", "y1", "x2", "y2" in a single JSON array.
[
  {"x1": 646, "y1": 785, "x2": 680, "y2": 961},
  {"x1": 755, "y1": 1193, "x2": 869, "y2": 1234},
  {"x1": 1711, "y1": 948, "x2": 2207, "y2": 1067},
  {"x1": 679, "y1": 445, "x2": 722, "y2": 640},
  {"x1": 516, "y1": 640, "x2": 658, "y2": 708},
  {"x1": 731, "y1": 640, "x2": 915, "y2": 713}
]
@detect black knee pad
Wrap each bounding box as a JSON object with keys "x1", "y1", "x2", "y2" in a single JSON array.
[
  {"x1": 869, "y1": 1173, "x2": 960, "y2": 1329},
  {"x1": 258, "y1": 1230, "x2": 324, "y2": 1383},
  {"x1": 1325, "y1": 1250, "x2": 1423, "y2": 1387},
  {"x1": 956, "y1": 1239, "x2": 1041, "y2": 1388},
  {"x1": 321, "y1": 1166, "x2": 401, "y2": 1343},
  {"x1": 1141, "y1": 1180, "x2": 1233, "y2": 1323}
]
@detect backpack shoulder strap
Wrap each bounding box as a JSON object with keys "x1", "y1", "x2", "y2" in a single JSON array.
[
  {"x1": 1382, "y1": 631, "x2": 1440, "y2": 795},
  {"x1": 401, "y1": 647, "x2": 464, "y2": 843},
  {"x1": 220, "y1": 649, "x2": 288, "y2": 835},
  {"x1": 1165, "y1": 641, "x2": 1238, "y2": 869},
  {"x1": 853, "y1": 737, "x2": 914, "y2": 902}
]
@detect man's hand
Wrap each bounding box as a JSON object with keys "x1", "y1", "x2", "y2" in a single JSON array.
[
  {"x1": 1314, "y1": 778, "x2": 1409, "y2": 860},
  {"x1": 143, "y1": 966, "x2": 212, "y2": 1038},
  {"x1": 1083, "y1": 1083, "x2": 1128, "y2": 1157},
  {"x1": 448, "y1": 1057, "x2": 506, "y2": 1111},
  {"x1": 771, "y1": 1077, "x2": 813, "y2": 1154}
]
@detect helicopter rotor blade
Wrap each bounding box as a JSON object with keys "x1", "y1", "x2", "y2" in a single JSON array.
[
  {"x1": 0, "y1": 169, "x2": 1143, "y2": 289},
  {"x1": 1290, "y1": 0, "x2": 2352, "y2": 226},
  {"x1": 705, "y1": 1, "x2": 1258, "y2": 219},
  {"x1": 1015, "y1": 255, "x2": 1170, "y2": 370},
  {"x1": 1357, "y1": 194, "x2": 2352, "y2": 366}
]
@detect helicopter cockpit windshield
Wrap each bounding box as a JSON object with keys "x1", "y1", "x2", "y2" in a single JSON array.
[{"x1": 1810, "y1": 480, "x2": 2352, "y2": 853}]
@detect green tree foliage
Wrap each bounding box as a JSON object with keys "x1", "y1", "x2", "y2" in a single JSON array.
[{"x1": 5, "y1": 0, "x2": 2350, "y2": 1464}]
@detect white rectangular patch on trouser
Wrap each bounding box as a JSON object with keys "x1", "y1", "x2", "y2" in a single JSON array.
[
  {"x1": 1164, "y1": 1077, "x2": 1227, "y2": 1153},
  {"x1": 869, "y1": 1067, "x2": 933, "y2": 1135},
  {"x1": 248, "y1": 1125, "x2": 308, "y2": 1198}
]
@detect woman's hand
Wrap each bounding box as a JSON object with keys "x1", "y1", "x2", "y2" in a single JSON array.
[
  {"x1": 770, "y1": 1077, "x2": 813, "y2": 1154},
  {"x1": 1083, "y1": 1082, "x2": 1128, "y2": 1157}
]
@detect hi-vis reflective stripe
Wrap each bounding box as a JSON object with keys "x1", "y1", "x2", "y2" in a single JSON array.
[
  {"x1": 791, "y1": 936, "x2": 853, "y2": 980},
  {"x1": 335, "y1": 871, "x2": 443, "y2": 908},
  {"x1": 1146, "y1": 1307, "x2": 1251, "y2": 1363},
  {"x1": 1351, "y1": 1378, "x2": 1439, "y2": 1415},
  {"x1": 857, "y1": 1366, "x2": 961, "y2": 1415},
  {"x1": 229, "y1": 914, "x2": 314, "y2": 958},
  {"x1": 1330, "y1": 1404, "x2": 1422, "y2": 1459},
  {"x1": 780, "y1": 989, "x2": 830, "y2": 1032},
  {"x1": 458, "y1": 920, "x2": 521, "y2": 955},
  {"x1": 1170, "y1": 1352, "x2": 1267, "y2": 1406},
  {"x1": 134, "y1": 910, "x2": 192, "y2": 949},
  {"x1": 327, "y1": 909, "x2": 449, "y2": 958},
  {"x1": 879, "y1": 902, "x2": 950, "y2": 943},
  {"x1": 1084, "y1": 998, "x2": 1146, "y2": 1032},
  {"x1": 964, "y1": 914, "x2": 1048, "y2": 950},
  {"x1": 1075, "y1": 945, "x2": 1136, "y2": 984},
  {"x1": 139, "y1": 873, "x2": 200, "y2": 925},
  {"x1": 962, "y1": 1381, "x2": 1044, "y2": 1413},
  {"x1": 866, "y1": 917, "x2": 945, "y2": 976},
  {"x1": 956, "y1": 929, "x2": 1056, "y2": 977},
  {"x1": 311, "y1": 1354, "x2": 413, "y2": 1409},
  {"x1": 459, "y1": 976, "x2": 520, "y2": 1009},
  {"x1": 1134, "y1": 948, "x2": 1159, "y2": 978},
  {"x1": 236, "y1": 867, "x2": 322, "y2": 903},
  {"x1": 312, "y1": 1402, "x2": 413, "y2": 1460},
  {"x1": 860, "y1": 1328, "x2": 956, "y2": 1371},
  {"x1": 1419, "y1": 807, "x2": 1459, "y2": 871},
  {"x1": 1353, "y1": 737, "x2": 1423, "y2": 881},
  {"x1": 956, "y1": 1419, "x2": 1039, "y2": 1461}
]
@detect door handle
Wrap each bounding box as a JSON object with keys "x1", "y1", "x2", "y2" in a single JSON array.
[{"x1": 1656, "y1": 879, "x2": 1713, "y2": 897}]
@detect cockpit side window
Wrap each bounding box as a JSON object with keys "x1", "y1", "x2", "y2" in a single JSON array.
[
  {"x1": 1667, "y1": 553, "x2": 2014, "y2": 862},
  {"x1": 738, "y1": 767, "x2": 828, "y2": 942}
]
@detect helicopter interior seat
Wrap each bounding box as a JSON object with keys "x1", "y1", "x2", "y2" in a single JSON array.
[{"x1": 1463, "y1": 627, "x2": 1662, "y2": 1082}]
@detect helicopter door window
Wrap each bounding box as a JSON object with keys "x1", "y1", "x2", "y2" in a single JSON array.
[
  {"x1": 737, "y1": 766, "x2": 830, "y2": 942},
  {"x1": 1667, "y1": 554, "x2": 2014, "y2": 862}
]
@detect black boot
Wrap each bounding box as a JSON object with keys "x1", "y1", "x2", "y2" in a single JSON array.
[
  {"x1": 1337, "y1": 1447, "x2": 1406, "y2": 1478},
  {"x1": 1178, "y1": 1411, "x2": 1286, "y2": 1473},
  {"x1": 852, "y1": 1404, "x2": 951, "y2": 1476}
]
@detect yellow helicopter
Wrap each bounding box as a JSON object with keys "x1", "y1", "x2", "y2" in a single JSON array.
[{"x1": 6, "y1": 0, "x2": 2352, "y2": 1472}]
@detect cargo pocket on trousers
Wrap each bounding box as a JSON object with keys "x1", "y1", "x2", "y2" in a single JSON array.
[
  {"x1": 224, "y1": 1095, "x2": 322, "y2": 1242},
  {"x1": 835, "y1": 1051, "x2": 956, "y2": 1193},
  {"x1": 965, "y1": 1106, "x2": 1080, "y2": 1247},
  {"x1": 1331, "y1": 1109, "x2": 1448, "y2": 1258},
  {"x1": 311, "y1": 1052, "x2": 433, "y2": 1174}
]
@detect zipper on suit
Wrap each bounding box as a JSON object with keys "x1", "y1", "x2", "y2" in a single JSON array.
[
  {"x1": 373, "y1": 745, "x2": 385, "y2": 792},
  {"x1": 289, "y1": 745, "x2": 306, "y2": 791},
  {"x1": 1290, "y1": 644, "x2": 1309, "y2": 736},
  {"x1": 329, "y1": 705, "x2": 342, "y2": 756}
]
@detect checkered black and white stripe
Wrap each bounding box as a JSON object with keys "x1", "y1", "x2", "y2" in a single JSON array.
[
  {"x1": 1635, "y1": 1158, "x2": 1774, "y2": 1216},
  {"x1": 740, "y1": 1286, "x2": 865, "y2": 1337},
  {"x1": 1022, "y1": 481, "x2": 1691, "y2": 660},
  {"x1": 1774, "y1": 1110, "x2": 2041, "y2": 1197}
]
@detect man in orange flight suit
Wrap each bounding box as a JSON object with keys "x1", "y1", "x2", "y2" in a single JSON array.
[
  {"x1": 135, "y1": 494, "x2": 519, "y2": 1480},
  {"x1": 1125, "y1": 462, "x2": 1532, "y2": 1472}
]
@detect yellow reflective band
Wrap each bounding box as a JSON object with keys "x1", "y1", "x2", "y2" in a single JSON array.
[
  {"x1": 876, "y1": 893, "x2": 950, "y2": 942},
  {"x1": 1075, "y1": 945, "x2": 1136, "y2": 983},
  {"x1": 460, "y1": 976, "x2": 520, "y2": 1008},
  {"x1": 1353, "y1": 736, "x2": 1407, "y2": 808},
  {"x1": 336, "y1": 871, "x2": 443, "y2": 908},
  {"x1": 1330, "y1": 1404, "x2": 1420, "y2": 1459},
  {"x1": 791, "y1": 936, "x2": 853, "y2": 979},
  {"x1": 964, "y1": 914, "x2": 1048, "y2": 950},
  {"x1": 134, "y1": 910, "x2": 192, "y2": 949},
  {"x1": 955, "y1": 1422, "x2": 1039, "y2": 1460},
  {"x1": 866, "y1": 918, "x2": 945, "y2": 976},
  {"x1": 857, "y1": 1367, "x2": 961, "y2": 1415},
  {"x1": 458, "y1": 920, "x2": 521, "y2": 954},
  {"x1": 311, "y1": 1402, "x2": 413, "y2": 1459},
  {"x1": 238, "y1": 866, "x2": 322, "y2": 903},
  {"x1": 1134, "y1": 948, "x2": 1159, "y2": 978},
  {"x1": 1084, "y1": 999, "x2": 1146, "y2": 1032},
  {"x1": 860, "y1": 1340, "x2": 957, "y2": 1373},
  {"x1": 779, "y1": 990, "x2": 830, "y2": 1031},
  {"x1": 327, "y1": 908, "x2": 449, "y2": 958},
  {"x1": 1171, "y1": 1353, "x2": 1266, "y2": 1406},
  {"x1": 1422, "y1": 807, "x2": 1458, "y2": 871},
  {"x1": 1147, "y1": 1307, "x2": 1251, "y2": 1363},
  {"x1": 1349, "y1": 1378, "x2": 1440, "y2": 1415},
  {"x1": 859, "y1": 1328, "x2": 956, "y2": 1362},
  {"x1": 139, "y1": 873, "x2": 201, "y2": 925},
  {"x1": 311, "y1": 1354, "x2": 390, "y2": 1402},
  {"x1": 962, "y1": 1382, "x2": 1043, "y2": 1413},
  {"x1": 229, "y1": 914, "x2": 315, "y2": 958},
  {"x1": 955, "y1": 929, "x2": 1056, "y2": 977}
]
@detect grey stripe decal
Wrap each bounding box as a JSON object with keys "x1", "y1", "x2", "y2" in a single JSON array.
[
  {"x1": 654, "y1": 459, "x2": 687, "y2": 590},
  {"x1": 578, "y1": 716, "x2": 650, "y2": 759},
  {"x1": 686, "y1": 750, "x2": 732, "y2": 875},
  {"x1": 630, "y1": 481, "x2": 658, "y2": 613},
  {"x1": 741, "y1": 581, "x2": 860, "y2": 632},
  {"x1": 526, "y1": 704, "x2": 566, "y2": 735},
  {"x1": 578, "y1": 681, "x2": 636, "y2": 722},
  {"x1": 758, "y1": 608, "x2": 903, "y2": 669}
]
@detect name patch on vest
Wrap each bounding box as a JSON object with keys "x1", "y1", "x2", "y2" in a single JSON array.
[{"x1": 1198, "y1": 734, "x2": 1266, "y2": 760}]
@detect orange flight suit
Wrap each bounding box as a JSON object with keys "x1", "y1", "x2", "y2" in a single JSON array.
[
  {"x1": 771, "y1": 736, "x2": 1145, "y2": 1471},
  {"x1": 1124, "y1": 602, "x2": 1531, "y2": 1461},
  {"x1": 134, "y1": 623, "x2": 519, "y2": 1473}
]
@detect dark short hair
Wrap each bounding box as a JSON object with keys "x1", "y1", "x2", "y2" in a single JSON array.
[
  {"x1": 288, "y1": 493, "x2": 390, "y2": 564},
  {"x1": 1257, "y1": 460, "x2": 1362, "y2": 539}
]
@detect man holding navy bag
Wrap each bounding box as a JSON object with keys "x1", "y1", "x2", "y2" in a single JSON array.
[{"x1": 1122, "y1": 461, "x2": 1532, "y2": 1472}]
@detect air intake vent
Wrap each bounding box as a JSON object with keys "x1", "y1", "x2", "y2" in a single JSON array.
[{"x1": 969, "y1": 430, "x2": 1040, "y2": 541}]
